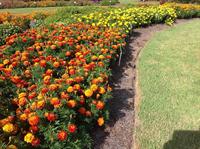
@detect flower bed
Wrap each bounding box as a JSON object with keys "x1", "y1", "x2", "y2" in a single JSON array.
[
  {"x1": 0, "y1": 12, "x2": 50, "y2": 29},
  {"x1": 77, "y1": 5, "x2": 177, "y2": 32},
  {"x1": 164, "y1": 3, "x2": 200, "y2": 18},
  {"x1": 0, "y1": 23, "x2": 125, "y2": 148},
  {"x1": 0, "y1": 24, "x2": 22, "y2": 46}
]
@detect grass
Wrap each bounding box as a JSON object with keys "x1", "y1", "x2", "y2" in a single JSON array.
[
  {"x1": 137, "y1": 19, "x2": 200, "y2": 149},
  {"x1": 119, "y1": 0, "x2": 159, "y2": 5},
  {"x1": 119, "y1": 0, "x2": 137, "y2": 4},
  {"x1": 0, "y1": 7, "x2": 62, "y2": 14}
]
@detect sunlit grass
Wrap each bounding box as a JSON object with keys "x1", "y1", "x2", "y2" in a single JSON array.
[
  {"x1": 137, "y1": 19, "x2": 200, "y2": 149},
  {"x1": 0, "y1": 7, "x2": 62, "y2": 14}
]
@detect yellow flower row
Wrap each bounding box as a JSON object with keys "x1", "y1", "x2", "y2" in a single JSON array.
[
  {"x1": 165, "y1": 3, "x2": 200, "y2": 10},
  {"x1": 77, "y1": 6, "x2": 177, "y2": 33}
]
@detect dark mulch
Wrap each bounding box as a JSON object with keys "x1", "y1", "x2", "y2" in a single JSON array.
[{"x1": 92, "y1": 19, "x2": 197, "y2": 149}]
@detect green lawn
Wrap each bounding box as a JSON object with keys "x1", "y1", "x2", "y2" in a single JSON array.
[
  {"x1": 119, "y1": 0, "x2": 137, "y2": 4},
  {"x1": 0, "y1": 7, "x2": 62, "y2": 14},
  {"x1": 137, "y1": 19, "x2": 200, "y2": 149},
  {"x1": 119, "y1": 0, "x2": 159, "y2": 5}
]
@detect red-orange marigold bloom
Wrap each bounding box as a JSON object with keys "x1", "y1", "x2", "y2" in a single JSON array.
[
  {"x1": 50, "y1": 97, "x2": 60, "y2": 106},
  {"x1": 53, "y1": 61, "x2": 60, "y2": 68},
  {"x1": 67, "y1": 100, "x2": 76, "y2": 108},
  {"x1": 78, "y1": 107, "x2": 86, "y2": 115},
  {"x1": 68, "y1": 124, "x2": 77, "y2": 133},
  {"x1": 96, "y1": 101, "x2": 105, "y2": 110},
  {"x1": 40, "y1": 60, "x2": 46, "y2": 67},
  {"x1": 28, "y1": 115, "x2": 40, "y2": 126},
  {"x1": 43, "y1": 75, "x2": 51, "y2": 85},
  {"x1": 67, "y1": 86, "x2": 74, "y2": 93},
  {"x1": 31, "y1": 137, "x2": 40, "y2": 147},
  {"x1": 86, "y1": 111, "x2": 92, "y2": 117},
  {"x1": 57, "y1": 131, "x2": 67, "y2": 141},
  {"x1": 30, "y1": 125, "x2": 39, "y2": 134},
  {"x1": 47, "y1": 113, "x2": 57, "y2": 122},
  {"x1": 97, "y1": 117, "x2": 104, "y2": 126},
  {"x1": 20, "y1": 114, "x2": 28, "y2": 121}
]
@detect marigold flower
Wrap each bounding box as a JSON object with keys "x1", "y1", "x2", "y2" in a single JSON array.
[
  {"x1": 50, "y1": 97, "x2": 60, "y2": 106},
  {"x1": 53, "y1": 61, "x2": 60, "y2": 68},
  {"x1": 96, "y1": 101, "x2": 105, "y2": 110},
  {"x1": 98, "y1": 55, "x2": 105, "y2": 60},
  {"x1": 67, "y1": 86, "x2": 74, "y2": 93},
  {"x1": 78, "y1": 107, "x2": 86, "y2": 115},
  {"x1": 46, "y1": 113, "x2": 57, "y2": 122},
  {"x1": 90, "y1": 84, "x2": 98, "y2": 92},
  {"x1": 37, "y1": 93, "x2": 43, "y2": 100},
  {"x1": 97, "y1": 77, "x2": 104, "y2": 83},
  {"x1": 3, "y1": 59, "x2": 9, "y2": 65},
  {"x1": 68, "y1": 124, "x2": 77, "y2": 133},
  {"x1": 67, "y1": 100, "x2": 76, "y2": 108},
  {"x1": 86, "y1": 111, "x2": 92, "y2": 117},
  {"x1": 29, "y1": 125, "x2": 39, "y2": 134},
  {"x1": 28, "y1": 115, "x2": 39, "y2": 126},
  {"x1": 97, "y1": 117, "x2": 104, "y2": 126},
  {"x1": 43, "y1": 75, "x2": 51, "y2": 84},
  {"x1": 57, "y1": 131, "x2": 67, "y2": 141},
  {"x1": 73, "y1": 84, "x2": 81, "y2": 90},
  {"x1": 20, "y1": 114, "x2": 28, "y2": 121},
  {"x1": 31, "y1": 137, "x2": 40, "y2": 147},
  {"x1": 49, "y1": 84, "x2": 58, "y2": 91},
  {"x1": 2, "y1": 123, "x2": 14, "y2": 133},
  {"x1": 18, "y1": 97, "x2": 27, "y2": 106},
  {"x1": 24, "y1": 132, "x2": 35, "y2": 143},
  {"x1": 84, "y1": 89, "x2": 93, "y2": 97},
  {"x1": 37, "y1": 100, "x2": 45, "y2": 109},
  {"x1": 40, "y1": 60, "x2": 46, "y2": 67},
  {"x1": 99, "y1": 87, "x2": 106, "y2": 94}
]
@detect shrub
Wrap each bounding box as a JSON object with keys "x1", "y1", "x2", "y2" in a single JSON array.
[
  {"x1": 0, "y1": 0, "x2": 96, "y2": 9},
  {"x1": 68, "y1": 0, "x2": 94, "y2": 6},
  {"x1": 13, "y1": 1, "x2": 28, "y2": 8},
  {"x1": 0, "y1": 24, "x2": 22, "y2": 46},
  {"x1": 44, "y1": 6, "x2": 105, "y2": 24},
  {"x1": 165, "y1": 3, "x2": 200, "y2": 18},
  {"x1": 100, "y1": 0, "x2": 119, "y2": 5},
  {"x1": 0, "y1": 12, "x2": 51, "y2": 29},
  {"x1": 170, "y1": 0, "x2": 200, "y2": 4}
]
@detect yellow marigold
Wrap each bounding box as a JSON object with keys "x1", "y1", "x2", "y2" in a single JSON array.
[
  {"x1": 18, "y1": 92, "x2": 26, "y2": 98},
  {"x1": 90, "y1": 84, "x2": 98, "y2": 92},
  {"x1": 107, "y1": 86, "x2": 112, "y2": 92},
  {"x1": 37, "y1": 93, "x2": 43, "y2": 100},
  {"x1": 97, "y1": 77, "x2": 104, "y2": 83},
  {"x1": 99, "y1": 87, "x2": 106, "y2": 94},
  {"x1": 37, "y1": 100, "x2": 45, "y2": 109},
  {"x1": 3, "y1": 59, "x2": 9, "y2": 65},
  {"x1": 67, "y1": 86, "x2": 74, "y2": 93},
  {"x1": 20, "y1": 114, "x2": 28, "y2": 121},
  {"x1": 98, "y1": 55, "x2": 105, "y2": 60},
  {"x1": 2, "y1": 123, "x2": 14, "y2": 133},
  {"x1": 97, "y1": 117, "x2": 104, "y2": 126},
  {"x1": 24, "y1": 132, "x2": 35, "y2": 143},
  {"x1": 84, "y1": 89, "x2": 93, "y2": 97}
]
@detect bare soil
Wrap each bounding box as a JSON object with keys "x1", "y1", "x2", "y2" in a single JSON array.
[{"x1": 93, "y1": 19, "x2": 198, "y2": 149}]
